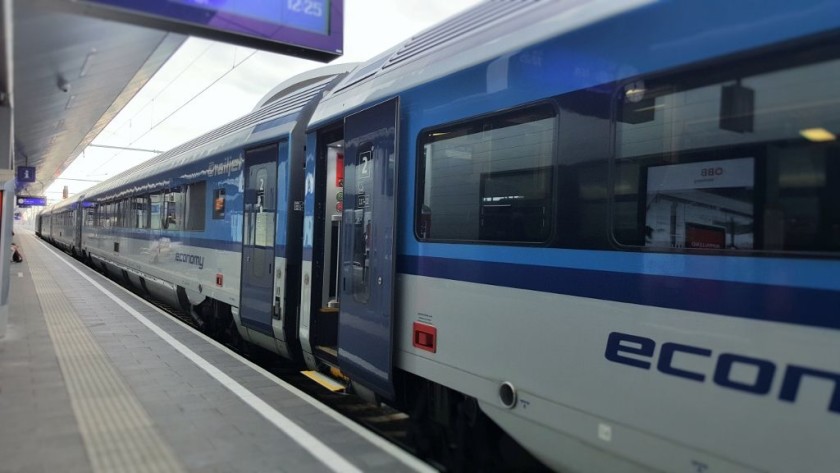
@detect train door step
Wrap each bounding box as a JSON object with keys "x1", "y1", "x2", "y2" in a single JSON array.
[
  {"x1": 315, "y1": 345, "x2": 338, "y2": 359},
  {"x1": 301, "y1": 370, "x2": 346, "y2": 393}
]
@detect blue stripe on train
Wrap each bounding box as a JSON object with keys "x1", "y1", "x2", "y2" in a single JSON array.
[
  {"x1": 399, "y1": 244, "x2": 840, "y2": 291},
  {"x1": 397, "y1": 255, "x2": 840, "y2": 331},
  {"x1": 86, "y1": 231, "x2": 289, "y2": 257}
]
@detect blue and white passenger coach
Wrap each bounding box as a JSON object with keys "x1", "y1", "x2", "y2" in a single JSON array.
[
  {"x1": 37, "y1": 195, "x2": 83, "y2": 254},
  {"x1": 301, "y1": 1, "x2": 840, "y2": 471},
  {"x1": 40, "y1": 0, "x2": 840, "y2": 471},
  {"x1": 75, "y1": 64, "x2": 355, "y2": 352}
]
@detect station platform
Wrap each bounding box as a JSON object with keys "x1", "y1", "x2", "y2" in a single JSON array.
[{"x1": 0, "y1": 230, "x2": 434, "y2": 473}]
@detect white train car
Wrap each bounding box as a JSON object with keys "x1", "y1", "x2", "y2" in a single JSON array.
[{"x1": 40, "y1": 1, "x2": 840, "y2": 471}]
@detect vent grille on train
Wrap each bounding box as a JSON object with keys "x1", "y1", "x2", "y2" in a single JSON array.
[
  {"x1": 382, "y1": 0, "x2": 533, "y2": 70},
  {"x1": 332, "y1": 0, "x2": 534, "y2": 94},
  {"x1": 332, "y1": 55, "x2": 391, "y2": 93}
]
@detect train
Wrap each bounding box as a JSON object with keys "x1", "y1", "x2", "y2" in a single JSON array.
[{"x1": 36, "y1": 1, "x2": 840, "y2": 471}]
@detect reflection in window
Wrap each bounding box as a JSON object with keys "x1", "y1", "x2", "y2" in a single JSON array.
[
  {"x1": 417, "y1": 104, "x2": 556, "y2": 243},
  {"x1": 480, "y1": 167, "x2": 552, "y2": 242},
  {"x1": 213, "y1": 188, "x2": 225, "y2": 219},
  {"x1": 615, "y1": 49, "x2": 840, "y2": 253},
  {"x1": 163, "y1": 188, "x2": 182, "y2": 231},
  {"x1": 644, "y1": 158, "x2": 754, "y2": 250}
]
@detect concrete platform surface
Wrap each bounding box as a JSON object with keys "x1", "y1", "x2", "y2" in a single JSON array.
[{"x1": 0, "y1": 230, "x2": 434, "y2": 473}]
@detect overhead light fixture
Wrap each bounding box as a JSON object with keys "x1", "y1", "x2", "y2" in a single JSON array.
[
  {"x1": 624, "y1": 80, "x2": 646, "y2": 103},
  {"x1": 800, "y1": 127, "x2": 836, "y2": 142},
  {"x1": 65, "y1": 95, "x2": 76, "y2": 109}
]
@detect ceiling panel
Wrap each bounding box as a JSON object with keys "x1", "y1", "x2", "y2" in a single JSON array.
[{"x1": 12, "y1": 0, "x2": 184, "y2": 195}]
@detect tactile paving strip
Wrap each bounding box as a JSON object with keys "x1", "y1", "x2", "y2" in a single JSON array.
[{"x1": 28, "y1": 249, "x2": 186, "y2": 473}]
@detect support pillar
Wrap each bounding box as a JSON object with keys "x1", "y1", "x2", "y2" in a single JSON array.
[{"x1": 0, "y1": 0, "x2": 14, "y2": 337}]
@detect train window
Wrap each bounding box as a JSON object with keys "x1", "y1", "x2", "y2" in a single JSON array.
[
  {"x1": 549, "y1": 89, "x2": 614, "y2": 250},
  {"x1": 125, "y1": 199, "x2": 133, "y2": 228},
  {"x1": 122, "y1": 199, "x2": 131, "y2": 228},
  {"x1": 133, "y1": 197, "x2": 149, "y2": 229},
  {"x1": 106, "y1": 202, "x2": 115, "y2": 228},
  {"x1": 163, "y1": 188, "x2": 183, "y2": 231},
  {"x1": 114, "y1": 200, "x2": 123, "y2": 228},
  {"x1": 124, "y1": 199, "x2": 132, "y2": 228},
  {"x1": 150, "y1": 194, "x2": 162, "y2": 230},
  {"x1": 85, "y1": 205, "x2": 96, "y2": 227},
  {"x1": 614, "y1": 43, "x2": 840, "y2": 254},
  {"x1": 416, "y1": 104, "x2": 557, "y2": 243},
  {"x1": 184, "y1": 181, "x2": 206, "y2": 231},
  {"x1": 213, "y1": 188, "x2": 225, "y2": 219}
]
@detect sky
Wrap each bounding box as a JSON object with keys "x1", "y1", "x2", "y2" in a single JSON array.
[{"x1": 45, "y1": 0, "x2": 483, "y2": 202}]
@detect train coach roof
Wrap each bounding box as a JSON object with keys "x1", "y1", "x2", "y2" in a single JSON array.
[
  {"x1": 310, "y1": 0, "x2": 654, "y2": 125},
  {"x1": 39, "y1": 202, "x2": 57, "y2": 215},
  {"x1": 50, "y1": 193, "x2": 83, "y2": 212},
  {"x1": 82, "y1": 64, "x2": 355, "y2": 200}
]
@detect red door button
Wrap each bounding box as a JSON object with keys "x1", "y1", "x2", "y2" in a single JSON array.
[{"x1": 413, "y1": 322, "x2": 437, "y2": 353}]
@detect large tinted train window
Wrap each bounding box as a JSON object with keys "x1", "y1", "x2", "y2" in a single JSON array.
[
  {"x1": 614, "y1": 41, "x2": 840, "y2": 254},
  {"x1": 184, "y1": 181, "x2": 206, "y2": 231},
  {"x1": 416, "y1": 104, "x2": 556, "y2": 243}
]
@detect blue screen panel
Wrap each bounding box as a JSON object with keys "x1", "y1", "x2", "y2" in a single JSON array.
[
  {"x1": 16, "y1": 196, "x2": 47, "y2": 206},
  {"x1": 170, "y1": 0, "x2": 329, "y2": 35},
  {"x1": 75, "y1": 0, "x2": 343, "y2": 62}
]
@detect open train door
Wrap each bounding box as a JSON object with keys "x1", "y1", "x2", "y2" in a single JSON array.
[
  {"x1": 239, "y1": 143, "x2": 279, "y2": 335},
  {"x1": 339, "y1": 98, "x2": 399, "y2": 398}
]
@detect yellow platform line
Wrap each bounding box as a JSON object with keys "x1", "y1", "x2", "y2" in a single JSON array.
[{"x1": 27, "y1": 238, "x2": 186, "y2": 473}]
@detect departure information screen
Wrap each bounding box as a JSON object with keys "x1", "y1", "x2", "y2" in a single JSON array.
[
  {"x1": 16, "y1": 196, "x2": 47, "y2": 207},
  {"x1": 169, "y1": 0, "x2": 329, "y2": 35},
  {"x1": 72, "y1": 0, "x2": 343, "y2": 61}
]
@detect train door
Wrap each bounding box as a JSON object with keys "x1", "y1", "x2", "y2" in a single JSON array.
[
  {"x1": 74, "y1": 202, "x2": 83, "y2": 251},
  {"x1": 338, "y1": 98, "x2": 399, "y2": 398},
  {"x1": 239, "y1": 143, "x2": 279, "y2": 334}
]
